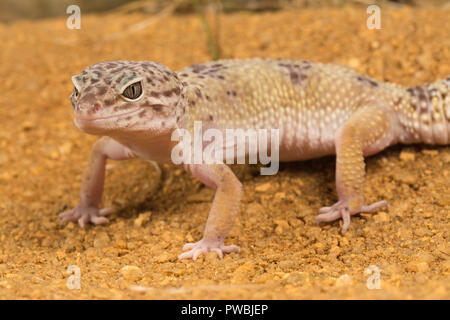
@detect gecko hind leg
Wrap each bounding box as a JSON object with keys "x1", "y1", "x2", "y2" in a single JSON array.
[
  {"x1": 315, "y1": 200, "x2": 388, "y2": 234},
  {"x1": 314, "y1": 104, "x2": 393, "y2": 234}
]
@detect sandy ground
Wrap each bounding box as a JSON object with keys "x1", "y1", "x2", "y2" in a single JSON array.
[{"x1": 0, "y1": 6, "x2": 449, "y2": 299}]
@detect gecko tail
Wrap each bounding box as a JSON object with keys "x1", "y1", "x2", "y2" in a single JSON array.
[{"x1": 406, "y1": 76, "x2": 450, "y2": 145}]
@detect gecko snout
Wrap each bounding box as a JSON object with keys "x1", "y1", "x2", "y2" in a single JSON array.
[{"x1": 76, "y1": 93, "x2": 103, "y2": 115}]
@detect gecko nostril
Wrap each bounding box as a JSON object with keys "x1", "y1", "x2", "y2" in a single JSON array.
[{"x1": 94, "y1": 103, "x2": 100, "y2": 112}]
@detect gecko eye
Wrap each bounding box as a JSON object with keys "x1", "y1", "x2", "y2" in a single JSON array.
[
  {"x1": 122, "y1": 81, "x2": 143, "y2": 100},
  {"x1": 73, "y1": 87, "x2": 79, "y2": 97}
]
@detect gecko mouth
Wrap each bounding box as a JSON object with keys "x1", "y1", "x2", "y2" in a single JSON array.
[
  {"x1": 74, "y1": 108, "x2": 141, "y2": 134},
  {"x1": 75, "y1": 108, "x2": 140, "y2": 122}
]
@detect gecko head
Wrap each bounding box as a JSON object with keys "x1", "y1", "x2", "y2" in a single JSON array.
[{"x1": 70, "y1": 61, "x2": 184, "y2": 135}]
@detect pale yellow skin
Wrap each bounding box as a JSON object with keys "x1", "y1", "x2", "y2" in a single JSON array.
[{"x1": 60, "y1": 58, "x2": 450, "y2": 260}]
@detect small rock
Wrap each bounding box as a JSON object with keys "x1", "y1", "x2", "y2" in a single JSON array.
[
  {"x1": 255, "y1": 182, "x2": 272, "y2": 192},
  {"x1": 246, "y1": 203, "x2": 265, "y2": 215},
  {"x1": 413, "y1": 252, "x2": 434, "y2": 263},
  {"x1": 134, "y1": 211, "x2": 152, "y2": 227},
  {"x1": 278, "y1": 260, "x2": 294, "y2": 271},
  {"x1": 232, "y1": 262, "x2": 255, "y2": 282},
  {"x1": 393, "y1": 171, "x2": 416, "y2": 185},
  {"x1": 274, "y1": 192, "x2": 286, "y2": 200},
  {"x1": 399, "y1": 150, "x2": 415, "y2": 162},
  {"x1": 406, "y1": 261, "x2": 429, "y2": 273},
  {"x1": 120, "y1": 265, "x2": 143, "y2": 282},
  {"x1": 154, "y1": 252, "x2": 172, "y2": 263},
  {"x1": 423, "y1": 211, "x2": 433, "y2": 218},
  {"x1": 93, "y1": 232, "x2": 110, "y2": 248},
  {"x1": 374, "y1": 211, "x2": 389, "y2": 222},
  {"x1": 274, "y1": 219, "x2": 289, "y2": 234},
  {"x1": 421, "y1": 149, "x2": 438, "y2": 156},
  {"x1": 441, "y1": 260, "x2": 450, "y2": 273}
]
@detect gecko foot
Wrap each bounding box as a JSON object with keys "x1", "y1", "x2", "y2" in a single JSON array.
[
  {"x1": 59, "y1": 206, "x2": 115, "y2": 228},
  {"x1": 314, "y1": 200, "x2": 388, "y2": 234},
  {"x1": 178, "y1": 239, "x2": 240, "y2": 261}
]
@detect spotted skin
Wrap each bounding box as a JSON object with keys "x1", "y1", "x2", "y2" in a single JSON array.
[{"x1": 60, "y1": 58, "x2": 450, "y2": 260}]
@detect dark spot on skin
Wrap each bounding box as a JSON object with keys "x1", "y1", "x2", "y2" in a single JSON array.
[
  {"x1": 198, "y1": 75, "x2": 205, "y2": 79},
  {"x1": 356, "y1": 76, "x2": 378, "y2": 87},
  {"x1": 393, "y1": 97, "x2": 402, "y2": 106},
  {"x1": 212, "y1": 64, "x2": 222, "y2": 68},
  {"x1": 106, "y1": 63, "x2": 117, "y2": 69},
  {"x1": 217, "y1": 75, "x2": 225, "y2": 80},
  {"x1": 125, "y1": 116, "x2": 132, "y2": 121},
  {"x1": 90, "y1": 78, "x2": 99, "y2": 84},
  {"x1": 138, "y1": 110, "x2": 147, "y2": 118},
  {"x1": 152, "y1": 104, "x2": 164, "y2": 111},
  {"x1": 290, "y1": 72, "x2": 299, "y2": 82},
  {"x1": 192, "y1": 64, "x2": 207, "y2": 73},
  {"x1": 205, "y1": 95, "x2": 211, "y2": 101},
  {"x1": 182, "y1": 82, "x2": 188, "y2": 86},
  {"x1": 80, "y1": 93, "x2": 96, "y2": 104},
  {"x1": 93, "y1": 71, "x2": 102, "y2": 78},
  {"x1": 176, "y1": 116, "x2": 180, "y2": 122},
  {"x1": 208, "y1": 115, "x2": 213, "y2": 121},
  {"x1": 116, "y1": 74, "x2": 126, "y2": 84},
  {"x1": 163, "y1": 89, "x2": 174, "y2": 97},
  {"x1": 161, "y1": 121, "x2": 166, "y2": 127},
  {"x1": 180, "y1": 73, "x2": 188, "y2": 77},
  {"x1": 96, "y1": 86, "x2": 107, "y2": 95},
  {"x1": 112, "y1": 66, "x2": 127, "y2": 73},
  {"x1": 104, "y1": 99, "x2": 115, "y2": 106},
  {"x1": 139, "y1": 101, "x2": 153, "y2": 108},
  {"x1": 174, "y1": 87, "x2": 181, "y2": 95},
  {"x1": 84, "y1": 86, "x2": 93, "y2": 93},
  {"x1": 195, "y1": 88, "x2": 202, "y2": 98},
  {"x1": 231, "y1": 91, "x2": 237, "y2": 97},
  {"x1": 163, "y1": 75, "x2": 169, "y2": 81},
  {"x1": 116, "y1": 103, "x2": 134, "y2": 111},
  {"x1": 302, "y1": 62, "x2": 312, "y2": 69},
  {"x1": 190, "y1": 100, "x2": 196, "y2": 107},
  {"x1": 151, "y1": 91, "x2": 160, "y2": 98},
  {"x1": 104, "y1": 79, "x2": 111, "y2": 85},
  {"x1": 226, "y1": 90, "x2": 230, "y2": 95}
]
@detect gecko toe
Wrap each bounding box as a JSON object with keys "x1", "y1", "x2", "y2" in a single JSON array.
[
  {"x1": 182, "y1": 243, "x2": 196, "y2": 251},
  {"x1": 91, "y1": 216, "x2": 109, "y2": 225},
  {"x1": 178, "y1": 239, "x2": 239, "y2": 261},
  {"x1": 99, "y1": 207, "x2": 115, "y2": 216}
]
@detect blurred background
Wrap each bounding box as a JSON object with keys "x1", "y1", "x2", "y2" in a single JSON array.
[{"x1": 1, "y1": 0, "x2": 449, "y2": 23}]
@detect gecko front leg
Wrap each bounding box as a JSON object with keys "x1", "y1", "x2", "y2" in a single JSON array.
[
  {"x1": 315, "y1": 104, "x2": 392, "y2": 234},
  {"x1": 59, "y1": 136, "x2": 135, "y2": 227},
  {"x1": 179, "y1": 163, "x2": 243, "y2": 260}
]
